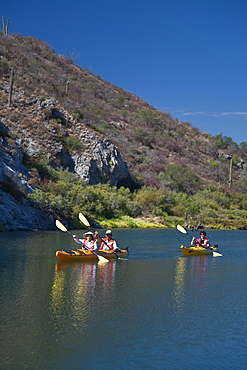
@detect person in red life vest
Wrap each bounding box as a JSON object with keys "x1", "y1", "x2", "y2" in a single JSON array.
[
  {"x1": 96, "y1": 230, "x2": 119, "y2": 252},
  {"x1": 191, "y1": 231, "x2": 211, "y2": 248},
  {"x1": 73, "y1": 231, "x2": 98, "y2": 250}
]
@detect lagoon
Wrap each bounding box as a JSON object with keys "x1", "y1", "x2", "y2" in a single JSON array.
[{"x1": 1, "y1": 228, "x2": 247, "y2": 369}]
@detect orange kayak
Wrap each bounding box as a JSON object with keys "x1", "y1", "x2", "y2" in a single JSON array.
[{"x1": 55, "y1": 248, "x2": 129, "y2": 261}]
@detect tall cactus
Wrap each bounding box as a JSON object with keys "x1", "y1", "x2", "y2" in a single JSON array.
[
  {"x1": 228, "y1": 157, "x2": 233, "y2": 189},
  {"x1": 8, "y1": 69, "x2": 14, "y2": 107},
  {"x1": 65, "y1": 80, "x2": 70, "y2": 96},
  {"x1": 2, "y1": 16, "x2": 10, "y2": 36}
]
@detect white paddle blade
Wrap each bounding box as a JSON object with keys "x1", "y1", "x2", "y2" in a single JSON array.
[
  {"x1": 78, "y1": 212, "x2": 90, "y2": 227},
  {"x1": 212, "y1": 251, "x2": 223, "y2": 257},
  {"x1": 55, "y1": 220, "x2": 68, "y2": 232},
  {"x1": 97, "y1": 255, "x2": 109, "y2": 263},
  {"x1": 176, "y1": 225, "x2": 188, "y2": 234}
]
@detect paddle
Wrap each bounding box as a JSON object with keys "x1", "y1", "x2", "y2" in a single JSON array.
[
  {"x1": 77, "y1": 213, "x2": 90, "y2": 227},
  {"x1": 55, "y1": 219, "x2": 74, "y2": 237},
  {"x1": 176, "y1": 224, "x2": 222, "y2": 257},
  {"x1": 78, "y1": 212, "x2": 119, "y2": 258},
  {"x1": 55, "y1": 219, "x2": 109, "y2": 263}
]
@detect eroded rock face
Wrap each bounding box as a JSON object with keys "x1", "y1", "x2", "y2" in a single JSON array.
[
  {"x1": 0, "y1": 144, "x2": 54, "y2": 231},
  {"x1": 72, "y1": 139, "x2": 137, "y2": 189},
  {"x1": 0, "y1": 190, "x2": 54, "y2": 231},
  {"x1": 0, "y1": 137, "x2": 137, "y2": 231}
]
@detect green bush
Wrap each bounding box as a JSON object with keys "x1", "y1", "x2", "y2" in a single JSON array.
[
  {"x1": 71, "y1": 109, "x2": 84, "y2": 120},
  {"x1": 158, "y1": 164, "x2": 201, "y2": 194},
  {"x1": 62, "y1": 135, "x2": 81, "y2": 152}
]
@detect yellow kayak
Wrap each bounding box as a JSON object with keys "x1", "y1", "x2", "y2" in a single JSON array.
[
  {"x1": 55, "y1": 248, "x2": 129, "y2": 262},
  {"x1": 180, "y1": 245, "x2": 219, "y2": 256},
  {"x1": 97, "y1": 248, "x2": 129, "y2": 259},
  {"x1": 56, "y1": 249, "x2": 98, "y2": 261}
]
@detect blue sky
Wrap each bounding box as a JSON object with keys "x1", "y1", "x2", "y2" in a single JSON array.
[{"x1": 2, "y1": 0, "x2": 247, "y2": 143}]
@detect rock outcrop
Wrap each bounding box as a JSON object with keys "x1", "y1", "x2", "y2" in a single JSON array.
[
  {"x1": 0, "y1": 128, "x2": 53, "y2": 230},
  {"x1": 0, "y1": 98, "x2": 137, "y2": 230},
  {"x1": 73, "y1": 139, "x2": 136, "y2": 188}
]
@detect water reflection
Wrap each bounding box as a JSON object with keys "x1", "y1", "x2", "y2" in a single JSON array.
[
  {"x1": 173, "y1": 256, "x2": 211, "y2": 314},
  {"x1": 50, "y1": 261, "x2": 117, "y2": 321},
  {"x1": 97, "y1": 260, "x2": 116, "y2": 299},
  {"x1": 50, "y1": 265, "x2": 66, "y2": 314},
  {"x1": 173, "y1": 257, "x2": 187, "y2": 314}
]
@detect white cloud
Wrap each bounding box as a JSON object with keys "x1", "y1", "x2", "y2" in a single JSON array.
[
  {"x1": 159, "y1": 107, "x2": 247, "y2": 121},
  {"x1": 182, "y1": 111, "x2": 207, "y2": 116},
  {"x1": 171, "y1": 110, "x2": 247, "y2": 119},
  {"x1": 212, "y1": 112, "x2": 247, "y2": 117}
]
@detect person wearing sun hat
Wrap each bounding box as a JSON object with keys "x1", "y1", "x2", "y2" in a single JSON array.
[
  {"x1": 97, "y1": 229, "x2": 119, "y2": 251},
  {"x1": 73, "y1": 230, "x2": 98, "y2": 250}
]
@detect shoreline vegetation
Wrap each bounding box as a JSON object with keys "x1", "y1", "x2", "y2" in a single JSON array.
[
  {"x1": 25, "y1": 167, "x2": 247, "y2": 232},
  {"x1": 97, "y1": 216, "x2": 247, "y2": 230},
  {"x1": 1, "y1": 215, "x2": 245, "y2": 232}
]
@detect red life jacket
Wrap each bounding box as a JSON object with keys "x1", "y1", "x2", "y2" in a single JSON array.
[
  {"x1": 196, "y1": 237, "x2": 209, "y2": 247},
  {"x1": 82, "y1": 239, "x2": 96, "y2": 250},
  {"x1": 100, "y1": 237, "x2": 116, "y2": 250}
]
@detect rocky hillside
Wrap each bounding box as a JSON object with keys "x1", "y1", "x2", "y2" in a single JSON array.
[{"x1": 0, "y1": 34, "x2": 246, "y2": 230}]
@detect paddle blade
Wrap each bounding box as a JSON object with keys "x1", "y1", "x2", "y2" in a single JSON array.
[
  {"x1": 212, "y1": 251, "x2": 223, "y2": 257},
  {"x1": 176, "y1": 225, "x2": 188, "y2": 234},
  {"x1": 55, "y1": 220, "x2": 68, "y2": 232},
  {"x1": 97, "y1": 255, "x2": 109, "y2": 264},
  {"x1": 78, "y1": 213, "x2": 90, "y2": 227}
]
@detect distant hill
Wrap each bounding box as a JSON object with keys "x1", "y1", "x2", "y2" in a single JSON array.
[
  {"x1": 0, "y1": 34, "x2": 247, "y2": 196},
  {"x1": 0, "y1": 35, "x2": 246, "y2": 194}
]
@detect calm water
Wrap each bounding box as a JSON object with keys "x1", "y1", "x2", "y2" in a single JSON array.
[{"x1": 1, "y1": 228, "x2": 247, "y2": 369}]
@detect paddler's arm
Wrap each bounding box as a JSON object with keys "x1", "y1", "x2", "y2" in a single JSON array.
[
  {"x1": 94, "y1": 231, "x2": 100, "y2": 240},
  {"x1": 73, "y1": 234, "x2": 82, "y2": 244},
  {"x1": 191, "y1": 237, "x2": 195, "y2": 246},
  {"x1": 94, "y1": 231, "x2": 103, "y2": 245},
  {"x1": 94, "y1": 231, "x2": 106, "y2": 250}
]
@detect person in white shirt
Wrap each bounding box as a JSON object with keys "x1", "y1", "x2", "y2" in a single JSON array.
[{"x1": 73, "y1": 231, "x2": 98, "y2": 251}]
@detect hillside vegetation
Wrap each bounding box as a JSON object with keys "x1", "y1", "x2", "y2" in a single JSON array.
[{"x1": 1, "y1": 34, "x2": 247, "y2": 230}]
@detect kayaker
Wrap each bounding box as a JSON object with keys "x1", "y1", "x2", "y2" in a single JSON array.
[
  {"x1": 191, "y1": 231, "x2": 211, "y2": 248},
  {"x1": 96, "y1": 230, "x2": 119, "y2": 252},
  {"x1": 73, "y1": 231, "x2": 98, "y2": 250}
]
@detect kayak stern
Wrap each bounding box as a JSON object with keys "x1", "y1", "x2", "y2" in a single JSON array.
[{"x1": 97, "y1": 248, "x2": 129, "y2": 259}]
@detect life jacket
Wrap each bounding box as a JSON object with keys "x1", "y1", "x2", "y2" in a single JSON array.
[
  {"x1": 100, "y1": 237, "x2": 116, "y2": 250},
  {"x1": 82, "y1": 239, "x2": 96, "y2": 250},
  {"x1": 196, "y1": 237, "x2": 210, "y2": 247}
]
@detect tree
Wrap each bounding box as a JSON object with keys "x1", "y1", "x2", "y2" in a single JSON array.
[{"x1": 209, "y1": 133, "x2": 238, "y2": 150}]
